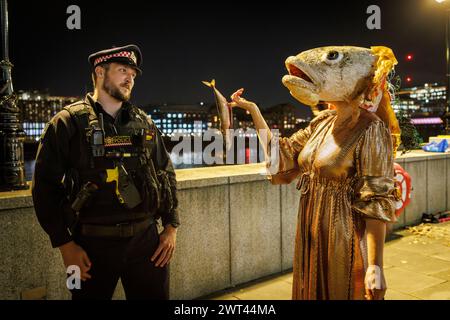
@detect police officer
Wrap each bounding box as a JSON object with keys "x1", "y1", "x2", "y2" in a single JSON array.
[{"x1": 32, "y1": 44, "x2": 180, "y2": 300}]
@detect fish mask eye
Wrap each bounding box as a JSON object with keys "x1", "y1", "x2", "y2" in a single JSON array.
[
  {"x1": 323, "y1": 50, "x2": 343, "y2": 64},
  {"x1": 327, "y1": 51, "x2": 339, "y2": 60}
]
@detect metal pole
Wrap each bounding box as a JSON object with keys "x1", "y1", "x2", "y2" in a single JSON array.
[
  {"x1": 0, "y1": 0, "x2": 12, "y2": 96},
  {"x1": 0, "y1": 0, "x2": 28, "y2": 190},
  {"x1": 1, "y1": 0, "x2": 8, "y2": 61},
  {"x1": 446, "y1": 8, "x2": 450, "y2": 133}
]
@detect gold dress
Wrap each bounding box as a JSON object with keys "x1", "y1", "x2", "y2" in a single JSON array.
[{"x1": 269, "y1": 109, "x2": 397, "y2": 300}]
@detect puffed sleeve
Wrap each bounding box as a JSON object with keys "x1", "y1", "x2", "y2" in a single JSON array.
[
  {"x1": 266, "y1": 127, "x2": 311, "y2": 184},
  {"x1": 267, "y1": 110, "x2": 333, "y2": 185},
  {"x1": 351, "y1": 120, "x2": 397, "y2": 223}
]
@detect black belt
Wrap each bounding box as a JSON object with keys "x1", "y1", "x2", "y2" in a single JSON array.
[{"x1": 80, "y1": 216, "x2": 155, "y2": 238}]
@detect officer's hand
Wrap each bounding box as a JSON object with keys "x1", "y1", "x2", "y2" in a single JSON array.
[
  {"x1": 59, "y1": 241, "x2": 92, "y2": 281},
  {"x1": 151, "y1": 225, "x2": 177, "y2": 268}
]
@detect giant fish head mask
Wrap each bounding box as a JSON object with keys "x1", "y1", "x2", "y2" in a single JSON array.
[{"x1": 282, "y1": 46, "x2": 396, "y2": 108}]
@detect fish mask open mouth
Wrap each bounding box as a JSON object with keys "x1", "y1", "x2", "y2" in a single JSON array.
[
  {"x1": 287, "y1": 64, "x2": 315, "y2": 85},
  {"x1": 282, "y1": 58, "x2": 320, "y2": 106}
]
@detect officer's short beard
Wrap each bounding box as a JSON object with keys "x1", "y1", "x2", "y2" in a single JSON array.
[{"x1": 103, "y1": 73, "x2": 131, "y2": 102}]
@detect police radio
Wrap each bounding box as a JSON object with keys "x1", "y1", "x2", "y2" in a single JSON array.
[{"x1": 90, "y1": 113, "x2": 105, "y2": 157}]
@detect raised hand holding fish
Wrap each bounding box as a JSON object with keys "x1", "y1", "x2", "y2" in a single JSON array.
[
  {"x1": 229, "y1": 88, "x2": 273, "y2": 158},
  {"x1": 229, "y1": 88, "x2": 255, "y2": 111}
]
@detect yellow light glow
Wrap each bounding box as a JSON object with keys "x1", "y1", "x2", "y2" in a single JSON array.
[{"x1": 436, "y1": 0, "x2": 446, "y2": 3}]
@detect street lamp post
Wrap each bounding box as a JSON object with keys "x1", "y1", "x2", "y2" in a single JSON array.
[
  {"x1": 0, "y1": 0, "x2": 28, "y2": 191},
  {"x1": 436, "y1": 0, "x2": 450, "y2": 133},
  {"x1": 445, "y1": 5, "x2": 450, "y2": 133}
]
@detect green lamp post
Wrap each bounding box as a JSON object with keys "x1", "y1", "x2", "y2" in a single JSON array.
[{"x1": 0, "y1": 0, "x2": 28, "y2": 191}]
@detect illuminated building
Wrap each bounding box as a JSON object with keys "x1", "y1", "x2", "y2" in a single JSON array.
[
  {"x1": 17, "y1": 90, "x2": 79, "y2": 143},
  {"x1": 393, "y1": 83, "x2": 446, "y2": 141},
  {"x1": 143, "y1": 103, "x2": 209, "y2": 136},
  {"x1": 394, "y1": 83, "x2": 445, "y2": 117},
  {"x1": 263, "y1": 103, "x2": 311, "y2": 136}
]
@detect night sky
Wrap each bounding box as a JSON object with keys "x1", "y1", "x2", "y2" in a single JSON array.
[{"x1": 8, "y1": 0, "x2": 447, "y2": 117}]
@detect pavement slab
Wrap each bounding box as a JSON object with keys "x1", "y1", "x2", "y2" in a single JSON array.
[{"x1": 411, "y1": 281, "x2": 450, "y2": 300}]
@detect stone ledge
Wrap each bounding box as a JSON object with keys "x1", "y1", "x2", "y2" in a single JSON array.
[{"x1": 396, "y1": 150, "x2": 449, "y2": 163}]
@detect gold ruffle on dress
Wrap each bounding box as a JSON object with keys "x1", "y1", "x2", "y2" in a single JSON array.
[{"x1": 268, "y1": 109, "x2": 397, "y2": 300}]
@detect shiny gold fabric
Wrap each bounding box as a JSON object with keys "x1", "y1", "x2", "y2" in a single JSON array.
[{"x1": 268, "y1": 109, "x2": 397, "y2": 300}]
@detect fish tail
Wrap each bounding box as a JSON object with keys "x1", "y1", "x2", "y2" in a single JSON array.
[{"x1": 202, "y1": 79, "x2": 216, "y2": 88}]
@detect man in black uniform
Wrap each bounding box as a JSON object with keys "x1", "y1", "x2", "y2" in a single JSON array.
[{"x1": 32, "y1": 44, "x2": 180, "y2": 300}]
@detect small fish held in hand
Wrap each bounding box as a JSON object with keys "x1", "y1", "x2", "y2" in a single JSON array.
[{"x1": 202, "y1": 79, "x2": 233, "y2": 150}]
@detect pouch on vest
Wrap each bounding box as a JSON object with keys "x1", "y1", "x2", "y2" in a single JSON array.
[
  {"x1": 118, "y1": 165, "x2": 142, "y2": 209},
  {"x1": 155, "y1": 169, "x2": 175, "y2": 214}
]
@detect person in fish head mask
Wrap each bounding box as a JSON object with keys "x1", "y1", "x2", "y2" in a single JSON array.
[
  {"x1": 32, "y1": 44, "x2": 180, "y2": 300},
  {"x1": 230, "y1": 46, "x2": 400, "y2": 300}
]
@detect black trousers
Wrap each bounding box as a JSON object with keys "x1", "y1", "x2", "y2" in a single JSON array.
[{"x1": 70, "y1": 223, "x2": 169, "y2": 300}]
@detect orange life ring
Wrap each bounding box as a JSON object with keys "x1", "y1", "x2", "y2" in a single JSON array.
[{"x1": 393, "y1": 162, "x2": 412, "y2": 217}]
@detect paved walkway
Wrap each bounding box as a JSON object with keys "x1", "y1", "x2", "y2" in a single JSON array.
[{"x1": 209, "y1": 222, "x2": 450, "y2": 300}]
